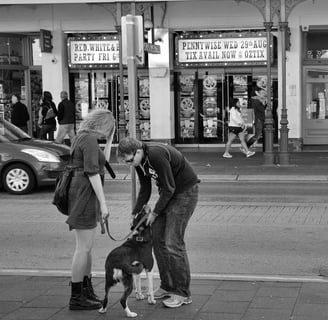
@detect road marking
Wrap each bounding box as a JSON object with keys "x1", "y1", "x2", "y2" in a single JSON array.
[{"x1": 1, "y1": 268, "x2": 328, "y2": 283}]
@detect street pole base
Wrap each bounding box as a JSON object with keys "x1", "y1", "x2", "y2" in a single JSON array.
[
  {"x1": 263, "y1": 152, "x2": 275, "y2": 166},
  {"x1": 279, "y1": 152, "x2": 290, "y2": 166}
]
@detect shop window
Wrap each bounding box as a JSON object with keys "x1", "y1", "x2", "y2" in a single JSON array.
[
  {"x1": 0, "y1": 69, "x2": 25, "y2": 121},
  {"x1": 304, "y1": 30, "x2": 328, "y2": 60},
  {"x1": 0, "y1": 36, "x2": 23, "y2": 65},
  {"x1": 32, "y1": 37, "x2": 42, "y2": 66}
]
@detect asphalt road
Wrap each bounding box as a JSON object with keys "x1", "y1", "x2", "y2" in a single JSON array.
[{"x1": 1, "y1": 181, "x2": 328, "y2": 278}]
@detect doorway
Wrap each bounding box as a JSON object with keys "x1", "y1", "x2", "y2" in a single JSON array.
[{"x1": 174, "y1": 70, "x2": 278, "y2": 145}]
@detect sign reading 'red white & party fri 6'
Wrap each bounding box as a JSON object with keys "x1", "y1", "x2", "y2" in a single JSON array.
[
  {"x1": 176, "y1": 35, "x2": 270, "y2": 66},
  {"x1": 68, "y1": 36, "x2": 119, "y2": 68}
]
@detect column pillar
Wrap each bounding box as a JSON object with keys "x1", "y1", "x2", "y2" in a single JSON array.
[{"x1": 263, "y1": 21, "x2": 275, "y2": 165}]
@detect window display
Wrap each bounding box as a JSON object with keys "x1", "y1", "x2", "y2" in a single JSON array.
[
  {"x1": 139, "y1": 77, "x2": 150, "y2": 141},
  {"x1": 70, "y1": 72, "x2": 151, "y2": 142},
  {"x1": 305, "y1": 69, "x2": 328, "y2": 120},
  {"x1": 202, "y1": 75, "x2": 218, "y2": 138},
  {"x1": 179, "y1": 74, "x2": 195, "y2": 139},
  {"x1": 0, "y1": 36, "x2": 23, "y2": 65}
]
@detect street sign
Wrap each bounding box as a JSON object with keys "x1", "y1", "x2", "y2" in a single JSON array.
[
  {"x1": 121, "y1": 15, "x2": 144, "y2": 65},
  {"x1": 40, "y1": 29, "x2": 53, "y2": 53},
  {"x1": 144, "y1": 42, "x2": 161, "y2": 54}
]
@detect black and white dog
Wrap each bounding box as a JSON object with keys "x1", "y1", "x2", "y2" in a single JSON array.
[{"x1": 99, "y1": 205, "x2": 156, "y2": 317}]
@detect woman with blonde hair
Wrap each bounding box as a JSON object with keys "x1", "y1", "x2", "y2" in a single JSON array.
[{"x1": 66, "y1": 109, "x2": 115, "y2": 310}]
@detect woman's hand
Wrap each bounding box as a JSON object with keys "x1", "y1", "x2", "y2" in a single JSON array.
[
  {"x1": 100, "y1": 203, "x2": 109, "y2": 221},
  {"x1": 129, "y1": 214, "x2": 135, "y2": 227}
]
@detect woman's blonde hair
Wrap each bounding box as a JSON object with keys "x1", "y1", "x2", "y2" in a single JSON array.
[{"x1": 78, "y1": 109, "x2": 115, "y2": 138}]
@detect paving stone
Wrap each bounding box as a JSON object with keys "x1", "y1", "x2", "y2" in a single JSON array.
[
  {"x1": 255, "y1": 286, "x2": 300, "y2": 297},
  {"x1": 202, "y1": 300, "x2": 249, "y2": 314},
  {"x1": 248, "y1": 296, "x2": 296, "y2": 310},
  {"x1": 196, "y1": 313, "x2": 242, "y2": 320},
  {"x1": 293, "y1": 303, "x2": 328, "y2": 317},
  {"x1": 0, "y1": 301, "x2": 22, "y2": 315},
  {"x1": 242, "y1": 308, "x2": 292, "y2": 320},
  {"x1": 0, "y1": 307, "x2": 59, "y2": 320},
  {"x1": 218, "y1": 281, "x2": 259, "y2": 291},
  {"x1": 24, "y1": 295, "x2": 68, "y2": 308},
  {"x1": 212, "y1": 290, "x2": 255, "y2": 301}
]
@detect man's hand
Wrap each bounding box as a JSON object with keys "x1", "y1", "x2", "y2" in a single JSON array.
[{"x1": 146, "y1": 212, "x2": 158, "y2": 226}]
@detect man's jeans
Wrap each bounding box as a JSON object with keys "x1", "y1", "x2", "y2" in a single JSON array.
[
  {"x1": 152, "y1": 183, "x2": 199, "y2": 298},
  {"x1": 55, "y1": 123, "x2": 75, "y2": 144}
]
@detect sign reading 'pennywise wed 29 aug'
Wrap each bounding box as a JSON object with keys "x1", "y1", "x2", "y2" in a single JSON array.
[{"x1": 177, "y1": 35, "x2": 269, "y2": 66}]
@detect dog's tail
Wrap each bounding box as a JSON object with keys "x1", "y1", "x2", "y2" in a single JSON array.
[{"x1": 122, "y1": 261, "x2": 144, "y2": 275}]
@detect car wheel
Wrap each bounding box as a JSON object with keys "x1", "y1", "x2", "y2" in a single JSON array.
[{"x1": 2, "y1": 163, "x2": 36, "y2": 195}]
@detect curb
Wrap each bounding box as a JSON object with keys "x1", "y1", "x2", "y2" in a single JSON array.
[
  {"x1": 106, "y1": 174, "x2": 328, "y2": 182},
  {"x1": 1, "y1": 269, "x2": 328, "y2": 283}
]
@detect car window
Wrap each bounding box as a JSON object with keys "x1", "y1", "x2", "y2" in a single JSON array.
[{"x1": 0, "y1": 118, "x2": 31, "y2": 142}]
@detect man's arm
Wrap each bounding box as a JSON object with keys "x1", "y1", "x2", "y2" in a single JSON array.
[{"x1": 131, "y1": 166, "x2": 152, "y2": 216}]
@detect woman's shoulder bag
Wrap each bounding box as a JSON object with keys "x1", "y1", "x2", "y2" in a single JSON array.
[{"x1": 52, "y1": 165, "x2": 74, "y2": 215}]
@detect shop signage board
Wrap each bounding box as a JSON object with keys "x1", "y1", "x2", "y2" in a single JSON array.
[
  {"x1": 175, "y1": 32, "x2": 273, "y2": 67},
  {"x1": 40, "y1": 29, "x2": 53, "y2": 53},
  {"x1": 67, "y1": 35, "x2": 119, "y2": 68},
  {"x1": 144, "y1": 43, "x2": 161, "y2": 54}
]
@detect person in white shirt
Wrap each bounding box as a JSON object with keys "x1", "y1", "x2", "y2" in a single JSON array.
[{"x1": 223, "y1": 98, "x2": 255, "y2": 158}]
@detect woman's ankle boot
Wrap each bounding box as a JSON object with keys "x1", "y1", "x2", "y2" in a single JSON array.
[
  {"x1": 69, "y1": 281, "x2": 102, "y2": 310},
  {"x1": 83, "y1": 275, "x2": 102, "y2": 302}
]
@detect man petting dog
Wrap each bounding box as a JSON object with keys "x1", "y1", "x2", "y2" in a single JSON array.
[{"x1": 117, "y1": 137, "x2": 200, "y2": 308}]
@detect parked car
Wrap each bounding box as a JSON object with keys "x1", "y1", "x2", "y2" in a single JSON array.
[{"x1": 0, "y1": 118, "x2": 70, "y2": 195}]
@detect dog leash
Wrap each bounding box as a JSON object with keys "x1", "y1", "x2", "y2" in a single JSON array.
[{"x1": 100, "y1": 206, "x2": 151, "y2": 241}]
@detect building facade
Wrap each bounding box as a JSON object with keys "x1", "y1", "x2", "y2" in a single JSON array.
[{"x1": 0, "y1": 0, "x2": 328, "y2": 149}]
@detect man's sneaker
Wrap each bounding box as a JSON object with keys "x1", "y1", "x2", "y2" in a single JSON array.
[
  {"x1": 154, "y1": 287, "x2": 172, "y2": 300},
  {"x1": 246, "y1": 151, "x2": 256, "y2": 158},
  {"x1": 239, "y1": 147, "x2": 247, "y2": 155},
  {"x1": 223, "y1": 153, "x2": 232, "y2": 158},
  {"x1": 163, "y1": 294, "x2": 192, "y2": 308}
]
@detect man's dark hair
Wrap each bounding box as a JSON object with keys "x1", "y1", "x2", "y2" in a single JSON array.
[{"x1": 117, "y1": 137, "x2": 142, "y2": 160}]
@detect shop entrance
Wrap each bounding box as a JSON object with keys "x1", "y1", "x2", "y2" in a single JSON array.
[
  {"x1": 69, "y1": 70, "x2": 150, "y2": 143},
  {"x1": 174, "y1": 70, "x2": 278, "y2": 145}
]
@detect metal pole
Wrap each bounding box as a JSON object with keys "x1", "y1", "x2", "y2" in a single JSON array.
[
  {"x1": 126, "y1": 14, "x2": 138, "y2": 207},
  {"x1": 279, "y1": 0, "x2": 290, "y2": 165},
  {"x1": 263, "y1": 0, "x2": 275, "y2": 165}
]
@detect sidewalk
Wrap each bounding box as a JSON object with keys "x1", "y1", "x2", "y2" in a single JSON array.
[
  {"x1": 1, "y1": 274, "x2": 328, "y2": 320},
  {"x1": 108, "y1": 147, "x2": 328, "y2": 182}
]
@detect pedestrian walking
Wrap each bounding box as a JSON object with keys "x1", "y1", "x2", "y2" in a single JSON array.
[
  {"x1": 223, "y1": 98, "x2": 255, "y2": 158},
  {"x1": 67, "y1": 109, "x2": 115, "y2": 311},
  {"x1": 38, "y1": 91, "x2": 57, "y2": 140},
  {"x1": 247, "y1": 79, "x2": 267, "y2": 150},
  {"x1": 55, "y1": 91, "x2": 76, "y2": 145},
  {"x1": 10, "y1": 93, "x2": 29, "y2": 133},
  {"x1": 117, "y1": 137, "x2": 200, "y2": 308}
]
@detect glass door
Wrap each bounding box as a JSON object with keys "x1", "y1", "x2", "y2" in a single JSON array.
[
  {"x1": 225, "y1": 74, "x2": 254, "y2": 138},
  {"x1": 30, "y1": 69, "x2": 42, "y2": 138},
  {"x1": 198, "y1": 71, "x2": 225, "y2": 143},
  {"x1": 303, "y1": 66, "x2": 328, "y2": 144}
]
